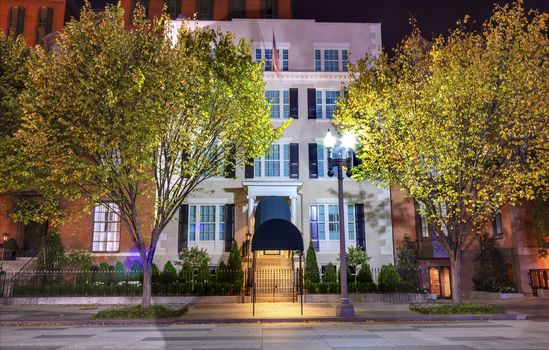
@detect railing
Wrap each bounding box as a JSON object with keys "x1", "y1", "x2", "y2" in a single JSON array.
[{"x1": 529, "y1": 269, "x2": 549, "y2": 296}]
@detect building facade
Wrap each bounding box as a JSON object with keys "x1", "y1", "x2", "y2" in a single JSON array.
[{"x1": 1, "y1": 0, "x2": 547, "y2": 298}]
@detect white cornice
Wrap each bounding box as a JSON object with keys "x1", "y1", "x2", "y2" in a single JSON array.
[{"x1": 263, "y1": 71, "x2": 349, "y2": 82}]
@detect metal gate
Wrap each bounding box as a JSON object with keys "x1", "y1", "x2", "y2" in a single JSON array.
[{"x1": 251, "y1": 268, "x2": 300, "y2": 302}]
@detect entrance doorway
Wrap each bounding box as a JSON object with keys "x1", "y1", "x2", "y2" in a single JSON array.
[
  {"x1": 429, "y1": 266, "x2": 451, "y2": 298},
  {"x1": 21, "y1": 221, "x2": 47, "y2": 257}
]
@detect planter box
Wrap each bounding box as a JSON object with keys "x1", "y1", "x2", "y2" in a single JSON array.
[
  {"x1": 304, "y1": 293, "x2": 436, "y2": 303},
  {"x1": 537, "y1": 289, "x2": 549, "y2": 299},
  {"x1": 470, "y1": 290, "x2": 525, "y2": 300}
]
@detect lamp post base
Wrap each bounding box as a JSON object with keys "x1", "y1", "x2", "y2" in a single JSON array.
[{"x1": 336, "y1": 299, "x2": 355, "y2": 317}]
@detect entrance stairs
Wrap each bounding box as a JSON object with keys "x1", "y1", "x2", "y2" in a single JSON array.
[{"x1": 248, "y1": 253, "x2": 297, "y2": 302}]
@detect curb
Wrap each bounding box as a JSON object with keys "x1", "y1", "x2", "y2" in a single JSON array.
[{"x1": 0, "y1": 313, "x2": 526, "y2": 326}]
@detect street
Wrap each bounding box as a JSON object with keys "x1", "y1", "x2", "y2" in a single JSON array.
[{"x1": 1, "y1": 319, "x2": 549, "y2": 350}]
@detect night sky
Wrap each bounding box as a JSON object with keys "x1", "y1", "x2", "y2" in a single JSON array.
[{"x1": 294, "y1": 0, "x2": 549, "y2": 51}]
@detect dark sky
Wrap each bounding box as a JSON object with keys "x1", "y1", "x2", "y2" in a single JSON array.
[{"x1": 294, "y1": 0, "x2": 549, "y2": 51}]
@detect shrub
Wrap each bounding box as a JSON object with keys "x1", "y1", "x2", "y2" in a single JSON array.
[
  {"x1": 161, "y1": 261, "x2": 178, "y2": 285},
  {"x1": 227, "y1": 241, "x2": 243, "y2": 288},
  {"x1": 94, "y1": 305, "x2": 186, "y2": 319},
  {"x1": 410, "y1": 303, "x2": 504, "y2": 315},
  {"x1": 216, "y1": 260, "x2": 228, "y2": 283},
  {"x1": 177, "y1": 246, "x2": 210, "y2": 269},
  {"x1": 378, "y1": 264, "x2": 401, "y2": 293},
  {"x1": 36, "y1": 232, "x2": 65, "y2": 272},
  {"x1": 356, "y1": 263, "x2": 374, "y2": 284},
  {"x1": 473, "y1": 233, "x2": 510, "y2": 292},
  {"x1": 304, "y1": 242, "x2": 320, "y2": 283},
  {"x1": 65, "y1": 250, "x2": 93, "y2": 271},
  {"x1": 178, "y1": 262, "x2": 193, "y2": 283}
]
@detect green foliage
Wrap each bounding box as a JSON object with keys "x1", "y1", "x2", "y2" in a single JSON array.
[
  {"x1": 533, "y1": 198, "x2": 549, "y2": 258},
  {"x1": 98, "y1": 262, "x2": 111, "y2": 271},
  {"x1": 396, "y1": 235, "x2": 418, "y2": 270},
  {"x1": 178, "y1": 247, "x2": 210, "y2": 269},
  {"x1": 335, "y1": 2, "x2": 548, "y2": 303},
  {"x1": 323, "y1": 263, "x2": 337, "y2": 283},
  {"x1": 304, "y1": 242, "x2": 320, "y2": 283},
  {"x1": 36, "y1": 232, "x2": 65, "y2": 271},
  {"x1": 197, "y1": 261, "x2": 211, "y2": 283},
  {"x1": 227, "y1": 241, "x2": 243, "y2": 287},
  {"x1": 473, "y1": 233, "x2": 512, "y2": 292},
  {"x1": 356, "y1": 263, "x2": 374, "y2": 284},
  {"x1": 345, "y1": 246, "x2": 370, "y2": 271},
  {"x1": 14, "y1": 3, "x2": 284, "y2": 306},
  {"x1": 161, "y1": 261, "x2": 178, "y2": 285},
  {"x1": 113, "y1": 261, "x2": 126, "y2": 272},
  {"x1": 3, "y1": 238, "x2": 17, "y2": 251},
  {"x1": 178, "y1": 262, "x2": 193, "y2": 282},
  {"x1": 378, "y1": 264, "x2": 402, "y2": 293},
  {"x1": 65, "y1": 250, "x2": 93, "y2": 271},
  {"x1": 410, "y1": 303, "x2": 504, "y2": 315},
  {"x1": 94, "y1": 305, "x2": 186, "y2": 319},
  {"x1": 130, "y1": 261, "x2": 142, "y2": 272}
]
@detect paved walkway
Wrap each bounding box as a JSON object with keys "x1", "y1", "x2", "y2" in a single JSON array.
[{"x1": 1, "y1": 319, "x2": 548, "y2": 350}]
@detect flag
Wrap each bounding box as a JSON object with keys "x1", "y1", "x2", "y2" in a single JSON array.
[{"x1": 272, "y1": 30, "x2": 281, "y2": 77}]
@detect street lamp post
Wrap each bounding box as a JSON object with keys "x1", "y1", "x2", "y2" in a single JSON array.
[
  {"x1": 1, "y1": 233, "x2": 8, "y2": 271},
  {"x1": 324, "y1": 130, "x2": 356, "y2": 317}
]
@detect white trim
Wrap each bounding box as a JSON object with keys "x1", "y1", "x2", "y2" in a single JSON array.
[
  {"x1": 313, "y1": 43, "x2": 350, "y2": 49},
  {"x1": 91, "y1": 252, "x2": 140, "y2": 257},
  {"x1": 263, "y1": 71, "x2": 349, "y2": 81},
  {"x1": 243, "y1": 181, "x2": 303, "y2": 198},
  {"x1": 186, "y1": 198, "x2": 230, "y2": 204}
]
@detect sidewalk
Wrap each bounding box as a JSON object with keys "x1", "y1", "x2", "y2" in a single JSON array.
[{"x1": 0, "y1": 300, "x2": 530, "y2": 326}]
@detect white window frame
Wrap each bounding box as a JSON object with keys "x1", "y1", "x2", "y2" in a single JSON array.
[
  {"x1": 92, "y1": 202, "x2": 121, "y2": 252},
  {"x1": 315, "y1": 90, "x2": 341, "y2": 119},
  {"x1": 187, "y1": 204, "x2": 227, "y2": 253},
  {"x1": 254, "y1": 142, "x2": 290, "y2": 178},
  {"x1": 310, "y1": 203, "x2": 356, "y2": 252},
  {"x1": 314, "y1": 47, "x2": 349, "y2": 72},
  {"x1": 255, "y1": 46, "x2": 290, "y2": 72},
  {"x1": 265, "y1": 89, "x2": 289, "y2": 119}
]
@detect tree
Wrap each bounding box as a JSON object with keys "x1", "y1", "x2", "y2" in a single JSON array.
[
  {"x1": 17, "y1": 5, "x2": 283, "y2": 306},
  {"x1": 0, "y1": 32, "x2": 64, "y2": 226},
  {"x1": 227, "y1": 241, "x2": 244, "y2": 287},
  {"x1": 396, "y1": 234, "x2": 420, "y2": 288},
  {"x1": 36, "y1": 232, "x2": 65, "y2": 272},
  {"x1": 304, "y1": 242, "x2": 320, "y2": 283},
  {"x1": 335, "y1": 2, "x2": 548, "y2": 303},
  {"x1": 533, "y1": 198, "x2": 549, "y2": 258}
]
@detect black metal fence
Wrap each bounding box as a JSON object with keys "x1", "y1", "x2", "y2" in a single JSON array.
[{"x1": 529, "y1": 269, "x2": 549, "y2": 296}]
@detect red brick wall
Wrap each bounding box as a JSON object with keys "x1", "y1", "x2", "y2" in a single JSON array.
[
  {"x1": 0, "y1": 197, "x2": 19, "y2": 244},
  {"x1": 0, "y1": 0, "x2": 66, "y2": 46}
]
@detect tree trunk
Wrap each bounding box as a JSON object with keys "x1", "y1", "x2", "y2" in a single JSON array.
[
  {"x1": 450, "y1": 252, "x2": 462, "y2": 304},
  {"x1": 142, "y1": 259, "x2": 152, "y2": 307}
]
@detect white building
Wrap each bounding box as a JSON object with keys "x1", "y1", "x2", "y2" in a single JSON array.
[{"x1": 155, "y1": 18, "x2": 393, "y2": 273}]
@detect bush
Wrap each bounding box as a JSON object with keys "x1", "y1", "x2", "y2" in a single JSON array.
[
  {"x1": 378, "y1": 264, "x2": 401, "y2": 293},
  {"x1": 177, "y1": 246, "x2": 210, "y2": 269},
  {"x1": 161, "y1": 261, "x2": 178, "y2": 285},
  {"x1": 65, "y1": 250, "x2": 93, "y2": 271},
  {"x1": 304, "y1": 242, "x2": 320, "y2": 283},
  {"x1": 178, "y1": 262, "x2": 193, "y2": 283},
  {"x1": 227, "y1": 241, "x2": 243, "y2": 288},
  {"x1": 323, "y1": 263, "x2": 337, "y2": 283},
  {"x1": 473, "y1": 233, "x2": 511, "y2": 292},
  {"x1": 356, "y1": 263, "x2": 373, "y2": 284},
  {"x1": 94, "y1": 305, "x2": 186, "y2": 319},
  {"x1": 36, "y1": 232, "x2": 65, "y2": 272},
  {"x1": 410, "y1": 303, "x2": 504, "y2": 315}
]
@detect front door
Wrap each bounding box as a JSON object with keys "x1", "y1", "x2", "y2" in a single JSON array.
[
  {"x1": 22, "y1": 221, "x2": 47, "y2": 257},
  {"x1": 429, "y1": 266, "x2": 451, "y2": 298}
]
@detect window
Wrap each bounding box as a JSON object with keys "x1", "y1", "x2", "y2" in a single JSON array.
[
  {"x1": 36, "y1": 7, "x2": 53, "y2": 44},
  {"x1": 255, "y1": 48, "x2": 289, "y2": 72},
  {"x1": 254, "y1": 144, "x2": 290, "y2": 177},
  {"x1": 266, "y1": 90, "x2": 289, "y2": 119},
  {"x1": 262, "y1": 0, "x2": 277, "y2": 18},
  {"x1": 310, "y1": 204, "x2": 355, "y2": 241},
  {"x1": 167, "y1": 0, "x2": 181, "y2": 19},
  {"x1": 8, "y1": 7, "x2": 25, "y2": 38},
  {"x1": 92, "y1": 203, "x2": 120, "y2": 252},
  {"x1": 314, "y1": 48, "x2": 349, "y2": 72},
  {"x1": 492, "y1": 213, "x2": 503, "y2": 238},
  {"x1": 230, "y1": 0, "x2": 245, "y2": 18},
  {"x1": 188, "y1": 204, "x2": 226, "y2": 241},
  {"x1": 197, "y1": 0, "x2": 213, "y2": 20},
  {"x1": 315, "y1": 90, "x2": 340, "y2": 119},
  {"x1": 131, "y1": 0, "x2": 149, "y2": 18}
]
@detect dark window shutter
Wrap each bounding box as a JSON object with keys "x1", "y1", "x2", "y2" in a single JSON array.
[
  {"x1": 414, "y1": 200, "x2": 424, "y2": 239},
  {"x1": 310, "y1": 206, "x2": 320, "y2": 252},
  {"x1": 355, "y1": 204, "x2": 366, "y2": 250},
  {"x1": 45, "y1": 8, "x2": 53, "y2": 34},
  {"x1": 289, "y1": 143, "x2": 299, "y2": 178},
  {"x1": 178, "y1": 205, "x2": 189, "y2": 252},
  {"x1": 307, "y1": 88, "x2": 317, "y2": 119},
  {"x1": 244, "y1": 158, "x2": 254, "y2": 178},
  {"x1": 224, "y1": 147, "x2": 236, "y2": 178},
  {"x1": 224, "y1": 204, "x2": 235, "y2": 252},
  {"x1": 308, "y1": 143, "x2": 318, "y2": 178},
  {"x1": 167, "y1": 0, "x2": 181, "y2": 19},
  {"x1": 17, "y1": 8, "x2": 25, "y2": 36},
  {"x1": 289, "y1": 88, "x2": 298, "y2": 119},
  {"x1": 8, "y1": 7, "x2": 18, "y2": 36}
]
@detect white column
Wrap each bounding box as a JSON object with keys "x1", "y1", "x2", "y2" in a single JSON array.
[
  {"x1": 247, "y1": 195, "x2": 256, "y2": 233},
  {"x1": 290, "y1": 195, "x2": 298, "y2": 225}
]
